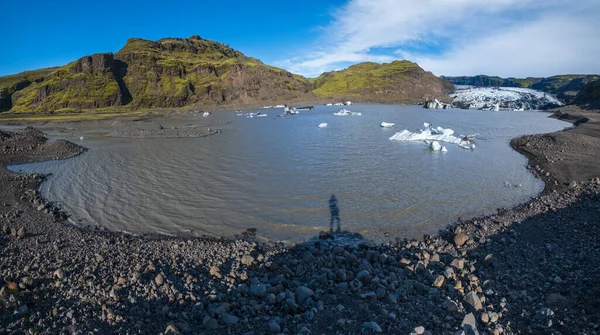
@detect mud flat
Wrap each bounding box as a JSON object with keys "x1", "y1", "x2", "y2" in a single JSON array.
[
  {"x1": 0, "y1": 115, "x2": 599, "y2": 334},
  {"x1": 107, "y1": 122, "x2": 227, "y2": 139}
]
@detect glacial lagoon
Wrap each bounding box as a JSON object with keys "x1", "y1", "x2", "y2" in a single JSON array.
[{"x1": 9, "y1": 104, "x2": 568, "y2": 242}]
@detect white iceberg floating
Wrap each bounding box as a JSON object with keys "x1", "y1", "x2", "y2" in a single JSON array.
[
  {"x1": 380, "y1": 122, "x2": 395, "y2": 128},
  {"x1": 79, "y1": 136, "x2": 84, "y2": 141},
  {"x1": 389, "y1": 123, "x2": 477, "y2": 150},
  {"x1": 318, "y1": 123, "x2": 328, "y2": 128},
  {"x1": 441, "y1": 146, "x2": 448, "y2": 152},
  {"x1": 246, "y1": 112, "x2": 267, "y2": 118},
  {"x1": 333, "y1": 108, "x2": 361, "y2": 116}
]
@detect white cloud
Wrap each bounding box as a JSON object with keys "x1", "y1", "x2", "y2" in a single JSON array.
[{"x1": 279, "y1": 0, "x2": 600, "y2": 78}]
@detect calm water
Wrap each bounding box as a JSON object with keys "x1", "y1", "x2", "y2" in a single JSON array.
[{"x1": 8, "y1": 105, "x2": 567, "y2": 242}]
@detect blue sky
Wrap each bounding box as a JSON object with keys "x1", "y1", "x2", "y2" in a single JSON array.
[{"x1": 2, "y1": 0, "x2": 599, "y2": 78}]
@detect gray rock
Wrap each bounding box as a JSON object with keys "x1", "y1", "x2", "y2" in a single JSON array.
[
  {"x1": 545, "y1": 293, "x2": 568, "y2": 306},
  {"x1": 535, "y1": 307, "x2": 554, "y2": 320},
  {"x1": 295, "y1": 286, "x2": 314, "y2": 304},
  {"x1": 265, "y1": 293, "x2": 277, "y2": 305},
  {"x1": 454, "y1": 233, "x2": 469, "y2": 247},
  {"x1": 433, "y1": 275, "x2": 445, "y2": 288},
  {"x1": 362, "y1": 321, "x2": 382, "y2": 333},
  {"x1": 461, "y1": 313, "x2": 479, "y2": 335},
  {"x1": 268, "y1": 321, "x2": 281, "y2": 333},
  {"x1": 16, "y1": 227, "x2": 25, "y2": 239},
  {"x1": 203, "y1": 315, "x2": 219, "y2": 330},
  {"x1": 165, "y1": 324, "x2": 181, "y2": 335},
  {"x1": 464, "y1": 291, "x2": 483, "y2": 311},
  {"x1": 222, "y1": 313, "x2": 239, "y2": 325},
  {"x1": 13, "y1": 305, "x2": 29, "y2": 317},
  {"x1": 209, "y1": 266, "x2": 222, "y2": 279},
  {"x1": 54, "y1": 269, "x2": 65, "y2": 280},
  {"x1": 302, "y1": 250, "x2": 315, "y2": 262},
  {"x1": 241, "y1": 255, "x2": 255, "y2": 266},
  {"x1": 250, "y1": 283, "x2": 267, "y2": 297}
]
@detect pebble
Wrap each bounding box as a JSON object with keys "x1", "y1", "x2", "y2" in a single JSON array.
[
  {"x1": 221, "y1": 313, "x2": 239, "y2": 325},
  {"x1": 203, "y1": 316, "x2": 219, "y2": 330},
  {"x1": 251, "y1": 283, "x2": 267, "y2": 297},
  {"x1": 268, "y1": 321, "x2": 281, "y2": 333},
  {"x1": 295, "y1": 286, "x2": 314, "y2": 305},
  {"x1": 362, "y1": 321, "x2": 382, "y2": 333},
  {"x1": 454, "y1": 233, "x2": 469, "y2": 247}
]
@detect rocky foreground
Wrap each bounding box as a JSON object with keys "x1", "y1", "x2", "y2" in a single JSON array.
[{"x1": 0, "y1": 121, "x2": 599, "y2": 334}]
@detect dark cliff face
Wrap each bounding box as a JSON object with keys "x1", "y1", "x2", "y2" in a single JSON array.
[
  {"x1": 0, "y1": 68, "x2": 55, "y2": 112},
  {"x1": 3, "y1": 36, "x2": 314, "y2": 112},
  {"x1": 572, "y1": 80, "x2": 600, "y2": 110}
]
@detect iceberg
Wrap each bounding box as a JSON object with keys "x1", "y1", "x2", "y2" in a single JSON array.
[
  {"x1": 333, "y1": 108, "x2": 361, "y2": 116},
  {"x1": 318, "y1": 123, "x2": 328, "y2": 128},
  {"x1": 380, "y1": 122, "x2": 395, "y2": 128},
  {"x1": 389, "y1": 123, "x2": 477, "y2": 150}
]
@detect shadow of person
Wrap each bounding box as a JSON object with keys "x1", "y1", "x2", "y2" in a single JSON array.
[{"x1": 329, "y1": 194, "x2": 341, "y2": 233}]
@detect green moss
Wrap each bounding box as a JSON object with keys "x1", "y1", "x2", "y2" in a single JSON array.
[{"x1": 313, "y1": 60, "x2": 420, "y2": 98}]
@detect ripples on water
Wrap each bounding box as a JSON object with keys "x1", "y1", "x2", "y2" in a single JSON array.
[{"x1": 8, "y1": 105, "x2": 568, "y2": 242}]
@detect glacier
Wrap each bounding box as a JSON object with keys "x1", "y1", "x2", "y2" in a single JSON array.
[{"x1": 450, "y1": 86, "x2": 563, "y2": 110}]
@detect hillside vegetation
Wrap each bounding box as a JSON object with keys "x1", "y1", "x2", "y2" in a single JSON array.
[
  {"x1": 313, "y1": 61, "x2": 453, "y2": 103},
  {"x1": 2, "y1": 36, "x2": 314, "y2": 113},
  {"x1": 442, "y1": 75, "x2": 599, "y2": 104},
  {"x1": 0, "y1": 68, "x2": 57, "y2": 111},
  {"x1": 572, "y1": 79, "x2": 600, "y2": 110}
]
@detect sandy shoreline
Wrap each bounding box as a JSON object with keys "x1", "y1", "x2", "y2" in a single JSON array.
[{"x1": 0, "y1": 111, "x2": 599, "y2": 334}]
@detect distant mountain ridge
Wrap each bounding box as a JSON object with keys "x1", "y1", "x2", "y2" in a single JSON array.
[
  {"x1": 441, "y1": 75, "x2": 599, "y2": 104},
  {"x1": 312, "y1": 61, "x2": 453, "y2": 104},
  {"x1": 0, "y1": 37, "x2": 454, "y2": 113},
  {"x1": 572, "y1": 79, "x2": 600, "y2": 110}
]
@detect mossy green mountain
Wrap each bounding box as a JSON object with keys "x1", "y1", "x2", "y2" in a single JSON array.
[
  {"x1": 441, "y1": 75, "x2": 600, "y2": 104},
  {"x1": 572, "y1": 79, "x2": 600, "y2": 110},
  {"x1": 2, "y1": 36, "x2": 314, "y2": 113},
  {"x1": 0, "y1": 68, "x2": 57, "y2": 111},
  {"x1": 0, "y1": 37, "x2": 458, "y2": 113},
  {"x1": 312, "y1": 61, "x2": 453, "y2": 103}
]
